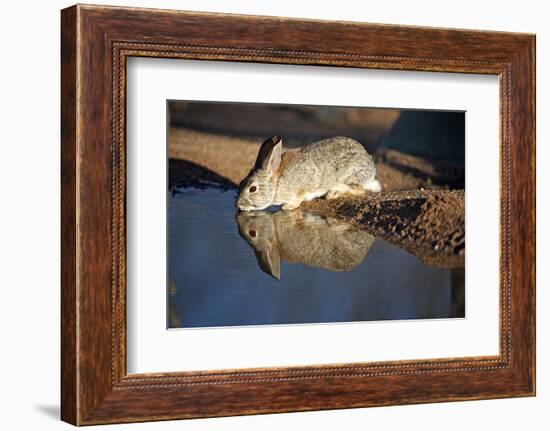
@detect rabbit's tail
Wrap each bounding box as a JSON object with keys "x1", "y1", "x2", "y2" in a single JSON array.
[{"x1": 361, "y1": 178, "x2": 382, "y2": 193}]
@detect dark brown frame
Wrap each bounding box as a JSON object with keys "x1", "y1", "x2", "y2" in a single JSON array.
[{"x1": 61, "y1": 4, "x2": 536, "y2": 426}]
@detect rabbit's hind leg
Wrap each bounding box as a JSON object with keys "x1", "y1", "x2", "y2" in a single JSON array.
[{"x1": 326, "y1": 183, "x2": 364, "y2": 199}]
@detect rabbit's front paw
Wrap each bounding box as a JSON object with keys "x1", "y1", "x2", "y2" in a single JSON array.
[
  {"x1": 282, "y1": 202, "x2": 301, "y2": 211},
  {"x1": 326, "y1": 185, "x2": 365, "y2": 200}
]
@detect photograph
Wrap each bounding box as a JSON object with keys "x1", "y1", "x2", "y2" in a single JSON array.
[{"x1": 167, "y1": 101, "x2": 466, "y2": 329}]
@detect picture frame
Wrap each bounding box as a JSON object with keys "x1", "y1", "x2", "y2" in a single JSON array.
[{"x1": 60, "y1": 4, "x2": 535, "y2": 425}]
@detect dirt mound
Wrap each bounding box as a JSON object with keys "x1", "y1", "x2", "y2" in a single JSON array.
[{"x1": 302, "y1": 190, "x2": 465, "y2": 268}]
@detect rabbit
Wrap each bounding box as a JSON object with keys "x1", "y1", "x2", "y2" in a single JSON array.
[
  {"x1": 237, "y1": 135, "x2": 381, "y2": 211},
  {"x1": 236, "y1": 209, "x2": 375, "y2": 280}
]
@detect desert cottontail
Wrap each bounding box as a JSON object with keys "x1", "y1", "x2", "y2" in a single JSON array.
[{"x1": 237, "y1": 136, "x2": 381, "y2": 211}]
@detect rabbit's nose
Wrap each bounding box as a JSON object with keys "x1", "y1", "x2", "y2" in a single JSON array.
[{"x1": 236, "y1": 199, "x2": 245, "y2": 211}]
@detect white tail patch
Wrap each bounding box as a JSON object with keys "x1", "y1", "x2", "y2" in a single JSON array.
[{"x1": 362, "y1": 178, "x2": 382, "y2": 193}]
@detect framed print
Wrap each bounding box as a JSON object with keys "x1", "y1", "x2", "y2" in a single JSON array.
[{"x1": 61, "y1": 4, "x2": 536, "y2": 425}]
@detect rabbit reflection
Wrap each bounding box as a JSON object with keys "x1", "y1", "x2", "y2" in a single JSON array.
[{"x1": 236, "y1": 210, "x2": 375, "y2": 280}]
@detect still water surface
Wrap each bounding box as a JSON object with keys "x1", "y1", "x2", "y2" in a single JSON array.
[{"x1": 168, "y1": 188, "x2": 464, "y2": 329}]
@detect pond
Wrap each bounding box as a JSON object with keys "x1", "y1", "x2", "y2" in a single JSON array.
[{"x1": 168, "y1": 187, "x2": 464, "y2": 329}]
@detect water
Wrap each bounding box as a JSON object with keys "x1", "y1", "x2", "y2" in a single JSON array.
[{"x1": 168, "y1": 187, "x2": 465, "y2": 329}]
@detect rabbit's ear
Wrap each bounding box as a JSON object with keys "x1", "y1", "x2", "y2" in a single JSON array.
[
  {"x1": 254, "y1": 245, "x2": 281, "y2": 281},
  {"x1": 255, "y1": 136, "x2": 282, "y2": 176}
]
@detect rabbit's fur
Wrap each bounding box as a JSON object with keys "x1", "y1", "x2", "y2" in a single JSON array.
[
  {"x1": 237, "y1": 136, "x2": 381, "y2": 211},
  {"x1": 237, "y1": 210, "x2": 375, "y2": 279}
]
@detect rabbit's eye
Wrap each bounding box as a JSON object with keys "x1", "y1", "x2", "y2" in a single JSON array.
[
  {"x1": 249, "y1": 186, "x2": 257, "y2": 193},
  {"x1": 249, "y1": 230, "x2": 257, "y2": 238}
]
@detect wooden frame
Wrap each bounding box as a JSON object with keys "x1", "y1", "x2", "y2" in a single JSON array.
[{"x1": 61, "y1": 4, "x2": 535, "y2": 425}]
